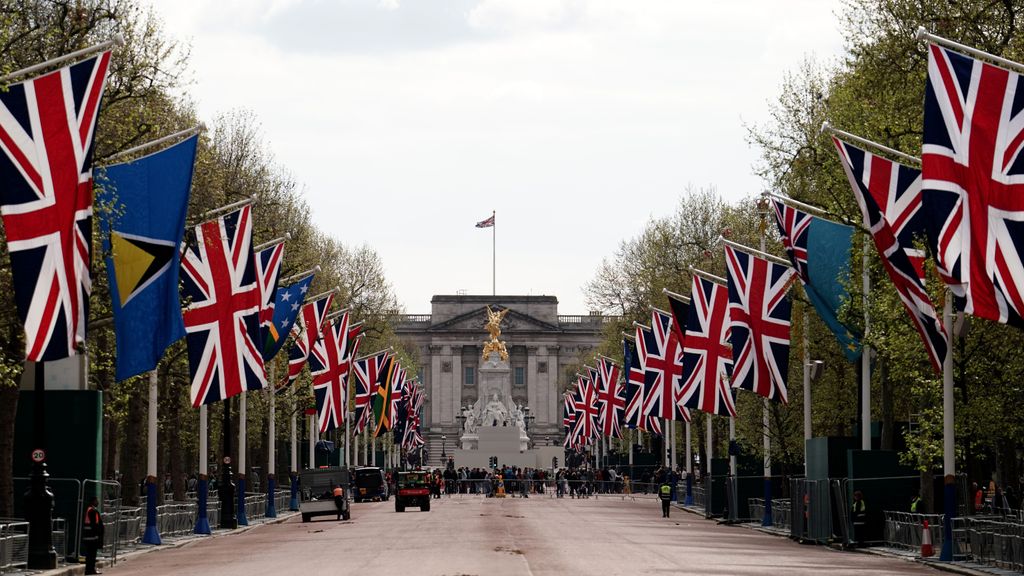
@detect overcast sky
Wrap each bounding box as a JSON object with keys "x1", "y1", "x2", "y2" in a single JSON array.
[{"x1": 148, "y1": 0, "x2": 846, "y2": 314}]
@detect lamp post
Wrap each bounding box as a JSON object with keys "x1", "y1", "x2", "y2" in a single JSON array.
[{"x1": 441, "y1": 434, "x2": 447, "y2": 463}]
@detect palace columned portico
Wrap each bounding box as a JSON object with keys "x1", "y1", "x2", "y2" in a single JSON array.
[{"x1": 391, "y1": 295, "x2": 613, "y2": 464}]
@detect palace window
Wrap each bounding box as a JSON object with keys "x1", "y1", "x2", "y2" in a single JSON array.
[
  {"x1": 514, "y1": 366, "x2": 525, "y2": 386},
  {"x1": 464, "y1": 366, "x2": 475, "y2": 385}
]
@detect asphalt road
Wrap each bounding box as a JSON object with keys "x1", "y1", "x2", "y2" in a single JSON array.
[{"x1": 104, "y1": 494, "x2": 936, "y2": 576}]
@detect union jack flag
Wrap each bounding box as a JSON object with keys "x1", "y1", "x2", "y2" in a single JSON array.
[
  {"x1": 922, "y1": 42, "x2": 1024, "y2": 326},
  {"x1": 724, "y1": 244, "x2": 796, "y2": 402},
  {"x1": 637, "y1": 310, "x2": 689, "y2": 422},
  {"x1": 353, "y1": 349, "x2": 390, "y2": 434},
  {"x1": 401, "y1": 381, "x2": 424, "y2": 449},
  {"x1": 834, "y1": 136, "x2": 948, "y2": 372},
  {"x1": 563, "y1": 392, "x2": 577, "y2": 448},
  {"x1": 595, "y1": 357, "x2": 625, "y2": 439},
  {"x1": 622, "y1": 337, "x2": 662, "y2": 434},
  {"x1": 181, "y1": 205, "x2": 267, "y2": 406},
  {"x1": 0, "y1": 51, "x2": 111, "y2": 361},
  {"x1": 256, "y1": 242, "x2": 284, "y2": 361},
  {"x1": 285, "y1": 293, "x2": 333, "y2": 387},
  {"x1": 309, "y1": 312, "x2": 356, "y2": 433},
  {"x1": 679, "y1": 274, "x2": 735, "y2": 416},
  {"x1": 571, "y1": 373, "x2": 599, "y2": 446}
]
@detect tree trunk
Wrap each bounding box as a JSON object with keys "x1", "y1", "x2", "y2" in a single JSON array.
[
  {"x1": 921, "y1": 469, "x2": 935, "y2": 514},
  {"x1": 167, "y1": 376, "x2": 185, "y2": 502},
  {"x1": 122, "y1": 378, "x2": 146, "y2": 506},
  {"x1": 103, "y1": 417, "x2": 118, "y2": 481},
  {"x1": 879, "y1": 356, "x2": 894, "y2": 451},
  {"x1": 0, "y1": 383, "x2": 19, "y2": 517}
]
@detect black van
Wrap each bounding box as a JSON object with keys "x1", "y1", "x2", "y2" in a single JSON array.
[{"x1": 353, "y1": 467, "x2": 388, "y2": 502}]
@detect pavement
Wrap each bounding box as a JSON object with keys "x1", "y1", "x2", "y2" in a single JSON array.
[{"x1": 72, "y1": 495, "x2": 940, "y2": 576}]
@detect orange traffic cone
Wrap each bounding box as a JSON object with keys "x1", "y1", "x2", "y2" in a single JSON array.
[{"x1": 921, "y1": 520, "x2": 934, "y2": 558}]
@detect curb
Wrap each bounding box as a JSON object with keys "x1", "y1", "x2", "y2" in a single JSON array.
[
  {"x1": 34, "y1": 512, "x2": 299, "y2": 576},
  {"x1": 858, "y1": 547, "x2": 1004, "y2": 576}
]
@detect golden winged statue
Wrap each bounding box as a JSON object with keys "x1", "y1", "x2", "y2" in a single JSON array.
[{"x1": 481, "y1": 305, "x2": 510, "y2": 362}]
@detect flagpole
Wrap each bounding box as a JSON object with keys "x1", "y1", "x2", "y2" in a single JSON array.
[
  {"x1": 289, "y1": 397, "x2": 298, "y2": 510},
  {"x1": 917, "y1": 26, "x2": 1024, "y2": 75},
  {"x1": 492, "y1": 210, "x2": 496, "y2": 296},
  {"x1": 142, "y1": 370, "x2": 161, "y2": 544},
  {"x1": 0, "y1": 37, "x2": 122, "y2": 84},
  {"x1": 237, "y1": 393, "x2": 248, "y2": 525},
  {"x1": 940, "y1": 290, "x2": 956, "y2": 561},
  {"x1": 266, "y1": 364, "x2": 277, "y2": 518},
  {"x1": 220, "y1": 397, "x2": 237, "y2": 529},
  {"x1": 760, "y1": 224, "x2": 773, "y2": 527},
  {"x1": 100, "y1": 125, "x2": 202, "y2": 165},
  {"x1": 684, "y1": 420, "x2": 693, "y2": 505},
  {"x1": 861, "y1": 236, "x2": 871, "y2": 451},
  {"x1": 195, "y1": 404, "x2": 211, "y2": 533}
]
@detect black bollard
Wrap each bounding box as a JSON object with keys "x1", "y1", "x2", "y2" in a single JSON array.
[{"x1": 25, "y1": 362, "x2": 56, "y2": 569}]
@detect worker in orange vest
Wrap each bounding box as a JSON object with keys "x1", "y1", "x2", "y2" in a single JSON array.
[{"x1": 81, "y1": 496, "x2": 104, "y2": 575}]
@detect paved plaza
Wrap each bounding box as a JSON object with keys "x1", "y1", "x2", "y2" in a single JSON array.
[{"x1": 101, "y1": 496, "x2": 935, "y2": 576}]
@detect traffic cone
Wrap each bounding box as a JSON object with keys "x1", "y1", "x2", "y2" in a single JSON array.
[{"x1": 921, "y1": 520, "x2": 934, "y2": 558}]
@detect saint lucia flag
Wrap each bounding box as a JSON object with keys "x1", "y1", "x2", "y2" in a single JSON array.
[{"x1": 97, "y1": 135, "x2": 197, "y2": 381}]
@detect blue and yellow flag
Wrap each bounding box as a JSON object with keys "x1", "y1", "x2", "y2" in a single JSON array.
[{"x1": 98, "y1": 135, "x2": 197, "y2": 380}]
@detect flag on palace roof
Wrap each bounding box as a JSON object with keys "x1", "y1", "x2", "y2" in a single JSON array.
[
  {"x1": 679, "y1": 274, "x2": 735, "y2": 416},
  {"x1": 0, "y1": 50, "x2": 112, "y2": 361},
  {"x1": 833, "y1": 135, "x2": 947, "y2": 372},
  {"x1": 771, "y1": 198, "x2": 861, "y2": 359},
  {"x1": 182, "y1": 205, "x2": 267, "y2": 406},
  {"x1": 922, "y1": 40, "x2": 1024, "y2": 327},
  {"x1": 265, "y1": 275, "x2": 314, "y2": 364},
  {"x1": 97, "y1": 134, "x2": 196, "y2": 381},
  {"x1": 475, "y1": 214, "x2": 495, "y2": 228},
  {"x1": 724, "y1": 244, "x2": 796, "y2": 403}
]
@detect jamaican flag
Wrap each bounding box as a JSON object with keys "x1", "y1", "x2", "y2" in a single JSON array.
[{"x1": 372, "y1": 355, "x2": 397, "y2": 437}]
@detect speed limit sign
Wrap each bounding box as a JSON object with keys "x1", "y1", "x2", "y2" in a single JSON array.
[
  {"x1": 31, "y1": 449, "x2": 45, "y2": 463},
  {"x1": 223, "y1": 456, "x2": 231, "y2": 465}
]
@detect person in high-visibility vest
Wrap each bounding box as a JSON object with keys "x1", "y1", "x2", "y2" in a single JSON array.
[
  {"x1": 81, "y1": 496, "x2": 104, "y2": 575},
  {"x1": 910, "y1": 493, "x2": 922, "y2": 513},
  {"x1": 851, "y1": 490, "x2": 867, "y2": 545},
  {"x1": 333, "y1": 484, "x2": 345, "y2": 520},
  {"x1": 659, "y1": 481, "x2": 672, "y2": 518}
]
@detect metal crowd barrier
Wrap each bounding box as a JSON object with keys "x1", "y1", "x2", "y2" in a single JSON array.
[
  {"x1": 0, "y1": 520, "x2": 29, "y2": 572},
  {"x1": 883, "y1": 511, "x2": 944, "y2": 552},
  {"x1": 964, "y1": 517, "x2": 1024, "y2": 571}
]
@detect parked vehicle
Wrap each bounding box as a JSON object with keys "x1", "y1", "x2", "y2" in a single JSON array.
[
  {"x1": 299, "y1": 467, "x2": 350, "y2": 522},
  {"x1": 353, "y1": 467, "x2": 388, "y2": 502},
  {"x1": 395, "y1": 471, "x2": 431, "y2": 512}
]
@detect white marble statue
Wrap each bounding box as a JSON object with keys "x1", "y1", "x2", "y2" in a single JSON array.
[{"x1": 482, "y1": 391, "x2": 509, "y2": 427}]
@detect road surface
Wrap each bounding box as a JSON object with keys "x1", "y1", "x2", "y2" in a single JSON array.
[{"x1": 105, "y1": 494, "x2": 935, "y2": 576}]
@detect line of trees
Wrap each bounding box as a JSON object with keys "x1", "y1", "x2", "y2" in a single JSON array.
[
  {"x1": 583, "y1": 0, "x2": 1024, "y2": 509},
  {"x1": 0, "y1": 0, "x2": 417, "y2": 512}
]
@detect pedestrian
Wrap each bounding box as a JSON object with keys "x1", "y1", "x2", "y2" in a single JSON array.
[
  {"x1": 81, "y1": 496, "x2": 104, "y2": 575},
  {"x1": 910, "y1": 492, "x2": 922, "y2": 513},
  {"x1": 332, "y1": 484, "x2": 345, "y2": 520},
  {"x1": 659, "y1": 479, "x2": 672, "y2": 518},
  {"x1": 851, "y1": 490, "x2": 867, "y2": 545}
]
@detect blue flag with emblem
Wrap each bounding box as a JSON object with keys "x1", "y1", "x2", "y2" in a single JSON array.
[
  {"x1": 97, "y1": 135, "x2": 197, "y2": 381},
  {"x1": 771, "y1": 199, "x2": 861, "y2": 360},
  {"x1": 264, "y1": 275, "x2": 314, "y2": 364}
]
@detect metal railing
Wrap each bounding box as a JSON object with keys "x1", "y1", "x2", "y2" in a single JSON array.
[
  {"x1": 964, "y1": 517, "x2": 1024, "y2": 571},
  {"x1": 0, "y1": 520, "x2": 28, "y2": 572}
]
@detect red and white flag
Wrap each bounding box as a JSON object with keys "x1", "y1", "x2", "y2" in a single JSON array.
[{"x1": 475, "y1": 214, "x2": 495, "y2": 228}]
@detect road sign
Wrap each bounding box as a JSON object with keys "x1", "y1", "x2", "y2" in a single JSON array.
[
  {"x1": 223, "y1": 456, "x2": 232, "y2": 465},
  {"x1": 31, "y1": 448, "x2": 45, "y2": 463}
]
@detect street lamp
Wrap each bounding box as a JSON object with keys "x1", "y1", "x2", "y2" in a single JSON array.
[{"x1": 441, "y1": 434, "x2": 447, "y2": 463}]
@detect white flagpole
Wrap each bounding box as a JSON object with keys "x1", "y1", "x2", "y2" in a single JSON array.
[
  {"x1": 705, "y1": 416, "x2": 712, "y2": 478},
  {"x1": 941, "y1": 290, "x2": 956, "y2": 560},
  {"x1": 309, "y1": 413, "x2": 317, "y2": 469},
  {"x1": 200, "y1": 405, "x2": 208, "y2": 478},
  {"x1": 142, "y1": 369, "x2": 161, "y2": 544},
  {"x1": 290, "y1": 406, "x2": 297, "y2": 473},
  {"x1": 0, "y1": 37, "x2": 122, "y2": 84},
  {"x1": 760, "y1": 230, "x2": 773, "y2": 526},
  {"x1": 670, "y1": 420, "x2": 677, "y2": 471},
  {"x1": 861, "y1": 237, "x2": 872, "y2": 450},
  {"x1": 267, "y1": 364, "x2": 276, "y2": 517}
]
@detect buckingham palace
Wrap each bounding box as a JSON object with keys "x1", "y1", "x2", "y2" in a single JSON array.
[{"x1": 390, "y1": 294, "x2": 615, "y2": 461}]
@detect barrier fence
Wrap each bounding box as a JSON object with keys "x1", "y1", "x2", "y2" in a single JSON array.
[{"x1": 0, "y1": 520, "x2": 28, "y2": 572}]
